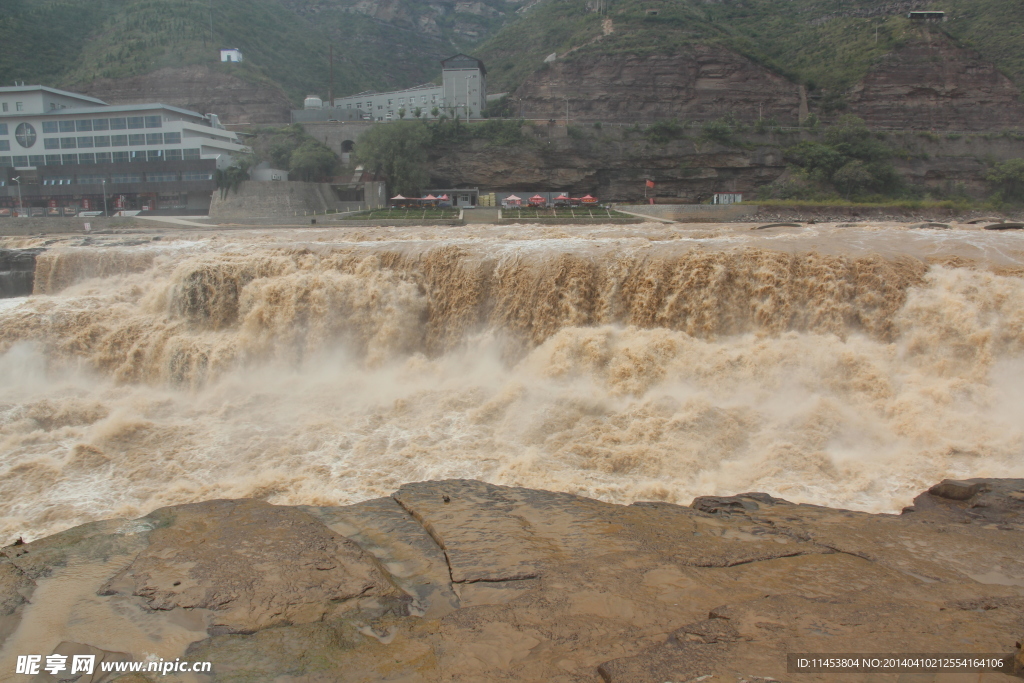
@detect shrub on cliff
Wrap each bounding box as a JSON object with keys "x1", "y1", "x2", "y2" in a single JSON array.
[
  {"x1": 986, "y1": 158, "x2": 1024, "y2": 204},
  {"x1": 783, "y1": 115, "x2": 902, "y2": 199},
  {"x1": 289, "y1": 140, "x2": 339, "y2": 182}
]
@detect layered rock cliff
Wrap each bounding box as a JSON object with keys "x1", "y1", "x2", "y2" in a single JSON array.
[
  {"x1": 512, "y1": 46, "x2": 804, "y2": 125},
  {"x1": 1, "y1": 479, "x2": 1022, "y2": 681},
  {"x1": 845, "y1": 32, "x2": 1024, "y2": 131}
]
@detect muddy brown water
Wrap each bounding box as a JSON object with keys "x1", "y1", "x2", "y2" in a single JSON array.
[{"x1": 1, "y1": 221, "x2": 1023, "y2": 542}]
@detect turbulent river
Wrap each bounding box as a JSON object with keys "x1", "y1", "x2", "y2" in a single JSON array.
[{"x1": 2, "y1": 221, "x2": 1024, "y2": 541}]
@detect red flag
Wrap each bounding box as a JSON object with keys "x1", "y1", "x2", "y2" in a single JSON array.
[{"x1": 645, "y1": 179, "x2": 655, "y2": 188}]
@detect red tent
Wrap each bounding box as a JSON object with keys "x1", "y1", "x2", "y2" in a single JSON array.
[
  {"x1": 581, "y1": 194, "x2": 598, "y2": 204},
  {"x1": 555, "y1": 194, "x2": 569, "y2": 200},
  {"x1": 390, "y1": 194, "x2": 406, "y2": 200},
  {"x1": 504, "y1": 194, "x2": 522, "y2": 206},
  {"x1": 528, "y1": 194, "x2": 546, "y2": 206},
  {"x1": 424, "y1": 194, "x2": 437, "y2": 200}
]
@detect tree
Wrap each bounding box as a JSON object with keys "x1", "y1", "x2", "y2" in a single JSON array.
[
  {"x1": 289, "y1": 140, "x2": 338, "y2": 181},
  {"x1": 987, "y1": 158, "x2": 1024, "y2": 203},
  {"x1": 832, "y1": 160, "x2": 874, "y2": 199},
  {"x1": 216, "y1": 157, "x2": 253, "y2": 198},
  {"x1": 430, "y1": 106, "x2": 440, "y2": 118},
  {"x1": 355, "y1": 121, "x2": 432, "y2": 196},
  {"x1": 413, "y1": 107, "x2": 422, "y2": 119},
  {"x1": 398, "y1": 107, "x2": 406, "y2": 119}
]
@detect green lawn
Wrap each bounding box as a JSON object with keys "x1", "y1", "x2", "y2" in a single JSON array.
[
  {"x1": 502, "y1": 207, "x2": 632, "y2": 218},
  {"x1": 341, "y1": 208, "x2": 462, "y2": 220}
]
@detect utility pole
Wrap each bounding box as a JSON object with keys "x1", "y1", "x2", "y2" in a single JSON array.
[
  {"x1": 11, "y1": 176, "x2": 22, "y2": 216},
  {"x1": 329, "y1": 44, "x2": 334, "y2": 108},
  {"x1": 102, "y1": 179, "x2": 109, "y2": 216},
  {"x1": 564, "y1": 96, "x2": 569, "y2": 125},
  {"x1": 465, "y1": 75, "x2": 471, "y2": 122},
  {"x1": 209, "y1": 0, "x2": 214, "y2": 45}
]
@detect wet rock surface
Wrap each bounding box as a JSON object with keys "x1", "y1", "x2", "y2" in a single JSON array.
[{"x1": 1, "y1": 479, "x2": 1023, "y2": 682}]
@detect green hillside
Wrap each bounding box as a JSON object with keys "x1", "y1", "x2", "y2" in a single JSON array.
[
  {"x1": 477, "y1": 0, "x2": 1024, "y2": 97},
  {"x1": 0, "y1": 0, "x2": 516, "y2": 103}
]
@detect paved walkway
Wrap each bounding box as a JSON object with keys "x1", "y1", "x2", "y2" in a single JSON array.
[
  {"x1": 133, "y1": 215, "x2": 216, "y2": 228},
  {"x1": 463, "y1": 208, "x2": 500, "y2": 224}
]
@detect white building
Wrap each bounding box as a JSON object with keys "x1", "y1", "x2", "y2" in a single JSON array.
[
  {"x1": 220, "y1": 48, "x2": 244, "y2": 63},
  {"x1": 331, "y1": 54, "x2": 486, "y2": 122},
  {"x1": 0, "y1": 85, "x2": 248, "y2": 214}
]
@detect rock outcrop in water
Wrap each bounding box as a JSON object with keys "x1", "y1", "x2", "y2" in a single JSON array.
[
  {"x1": 0, "y1": 249, "x2": 42, "y2": 299},
  {"x1": 1, "y1": 479, "x2": 1022, "y2": 682}
]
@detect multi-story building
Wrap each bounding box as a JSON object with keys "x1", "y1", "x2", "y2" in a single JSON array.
[
  {"x1": 295, "y1": 54, "x2": 487, "y2": 124},
  {"x1": 0, "y1": 85, "x2": 248, "y2": 215}
]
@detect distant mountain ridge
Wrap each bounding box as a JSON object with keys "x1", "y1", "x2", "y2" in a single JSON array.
[{"x1": 2, "y1": 0, "x2": 1023, "y2": 128}]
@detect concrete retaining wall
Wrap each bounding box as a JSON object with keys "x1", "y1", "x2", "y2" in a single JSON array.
[
  {"x1": 209, "y1": 181, "x2": 343, "y2": 219},
  {"x1": 0, "y1": 217, "x2": 143, "y2": 236},
  {"x1": 335, "y1": 219, "x2": 465, "y2": 227},
  {"x1": 614, "y1": 204, "x2": 760, "y2": 222}
]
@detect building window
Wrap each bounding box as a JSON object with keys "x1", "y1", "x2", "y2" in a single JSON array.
[
  {"x1": 110, "y1": 173, "x2": 142, "y2": 183},
  {"x1": 112, "y1": 151, "x2": 129, "y2": 163},
  {"x1": 60, "y1": 138, "x2": 77, "y2": 149},
  {"x1": 45, "y1": 154, "x2": 61, "y2": 165},
  {"x1": 92, "y1": 119, "x2": 110, "y2": 131},
  {"x1": 29, "y1": 155, "x2": 44, "y2": 166},
  {"x1": 163, "y1": 132, "x2": 181, "y2": 144},
  {"x1": 127, "y1": 117, "x2": 145, "y2": 129},
  {"x1": 43, "y1": 139, "x2": 59, "y2": 150},
  {"x1": 78, "y1": 153, "x2": 96, "y2": 164},
  {"x1": 93, "y1": 136, "x2": 110, "y2": 147},
  {"x1": 77, "y1": 174, "x2": 107, "y2": 184},
  {"x1": 12, "y1": 156, "x2": 28, "y2": 166},
  {"x1": 147, "y1": 150, "x2": 163, "y2": 161},
  {"x1": 95, "y1": 152, "x2": 111, "y2": 163},
  {"x1": 41, "y1": 122, "x2": 58, "y2": 133},
  {"x1": 43, "y1": 176, "x2": 73, "y2": 186},
  {"x1": 0, "y1": 157, "x2": 11, "y2": 166},
  {"x1": 16, "y1": 102, "x2": 23, "y2": 111},
  {"x1": 164, "y1": 149, "x2": 182, "y2": 161},
  {"x1": 183, "y1": 148, "x2": 200, "y2": 160},
  {"x1": 59, "y1": 121, "x2": 75, "y2": 132},
  {"x1": 15, "y1": 123, "x2": 37, "y2": 148},
  {"x1": 0, "y1": 141, "x2": 9, "y2": 152},
  {"x1": 61, "y1": 154, "x2": 78, "y2": 165},
  {"x1": 109, "y1": 117, "x2": 127, "y2": 130},
  {"x1": 146, "y1": 133, "x2": 163, "y2": 145},
  {"x1": 1, "y1": 103, "x2": 6, "y2": 112},
  {"x1": 76, "y1": 120, "x2": 93, "y2": 131},
  {"x1": 366, "y1": 101, "x2": 371, "y2": 109},
  {"x1": 111, "y1": 135, "x2": 128, "y2": 147},
  {"x1": 147, "y1": 172, "x2": 177, "y2": 182},
  {"x1": 0, "y1": 123, "x2": 7, "y2": 135},
  {"x1": 144, "y1": 116, "x2": 162, "y2": 128},
  {"x1": 182, "y1": 171, "x2": 212, "y2": 181},
  {"x1": 128, "y1": 134, "x2": 145, "y2": 146},
  {"x1": 77, "y1": 136, "x2": 94, "y2": 148},
  {"x1": 130, "y1": 151, "x2": 146, "y2": 162},
  {"x1": 348, "y1": 103, "x2": 353, "y2": 109}
]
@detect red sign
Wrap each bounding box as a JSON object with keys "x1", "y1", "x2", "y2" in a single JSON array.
[
  {"x1": 82, "y1": 199, "x2": 91, "y2": 210},
  {"x1": 49, "y1": 199, "x2": 57, "y2": 208},
  {"x1": 646, "y1": 179, "x2": 655, "y2": 188}
]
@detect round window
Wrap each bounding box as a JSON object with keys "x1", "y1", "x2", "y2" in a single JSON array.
[{"x1": 15, "y1": 123, "x2": 37, "y2": 148}]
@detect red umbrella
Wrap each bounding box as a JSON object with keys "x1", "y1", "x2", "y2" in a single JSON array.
[
  {"x1": 424, "y1": 194, "x2": 437, "y2": 200},
  {"x1": 390, "y1": 194, "x2": 406, "y2": 200},
  {"x1": 440, "y1": 194, "x2": 449, "y2": 200},
  {"x1": 556, "y1": 194, "x2": 569, "y2": 200},
  {"x1": 581, "y1": 194, "x2": 598, "y2": 203}
]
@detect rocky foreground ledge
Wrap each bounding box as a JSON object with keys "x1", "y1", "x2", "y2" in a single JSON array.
[{"x1": 2, "y1": 480, "x2": 1023, "y2": 683}]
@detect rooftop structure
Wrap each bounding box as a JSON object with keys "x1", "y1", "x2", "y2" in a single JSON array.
[
  {"x1": 1, "y1": 85, "x2": 247, "y2": 215},
  {"x1": 293, "y1": 54, "x2": 487, "y2": 124}
]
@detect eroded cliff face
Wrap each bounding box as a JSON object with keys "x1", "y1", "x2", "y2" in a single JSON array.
[
  {"x1": 844, "y1": 32, "x2": 1024, "y2": 131},
  {"x1": 427, "y1": 126, "x2": 1024, "y2": 201},
  {"x1": 512, "y1": 46, "x2": 804, "y2": 125},
  {"x1": 78, "y1": 65, "x2": 294, "y2": 125}
]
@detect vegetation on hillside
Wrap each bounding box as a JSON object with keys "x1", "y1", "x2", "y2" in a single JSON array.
[
  {"x1": 0, "y1": 0, "x2": 513, "y2": 104},
  {"x1": 249, "y1": 125, "x2": 340, "y2": 181},
  {"x1": 477, "y1": 0, "x2": 1024, "y2": 101}
]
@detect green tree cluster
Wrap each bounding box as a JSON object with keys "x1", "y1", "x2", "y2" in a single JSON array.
[
  {"x1": 355, "y1": 121, "x2": 433, "y2": 196},
  {"x1": 782, "y1": 115, "x2": 901, "y2": 199},
  {"x1": 250, "y1": 125, "x2": 339, "y2": 182},
  {"x1": 986, "y1": 158, "x2": 1024, "y2": 204}
]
